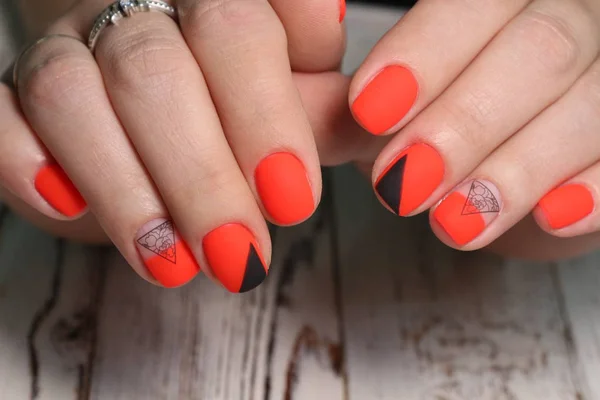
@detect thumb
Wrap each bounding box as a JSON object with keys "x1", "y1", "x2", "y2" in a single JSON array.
[{"x1": 293, "y1": 71, "x2": 390, "y2": 167}]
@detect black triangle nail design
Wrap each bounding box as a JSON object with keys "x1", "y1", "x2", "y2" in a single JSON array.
[
  {"x1": 375, "y1": 155, "x2": 407, "y2": 214},
  {"x1": 239, "y1": 244, "x2": 267, "y2": 293}
]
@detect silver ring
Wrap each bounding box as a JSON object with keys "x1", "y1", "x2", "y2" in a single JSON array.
[
  {"x1": 88, "y1": 0, "x2": 176, "y2": 53},
  {"x1": 12, "y1": 34, "x2": 83, "y2": 92}
]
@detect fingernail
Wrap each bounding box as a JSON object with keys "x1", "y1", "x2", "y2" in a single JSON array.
[
  {"x1": 203, "y1": 223, "x2": 268, "y2": 293},
  {"x1": 537, "y1": 184, "x2": 594, "y2": 229},
  {"x1": 255, "y1": 152, "x2": 314, "y2": 225},
  {"x1": 339, "y1": 0, "x2": 346, "y2": 22},
  {"x1": 135, "y1": 219, "x2": 201, "y2": 288},
  {"x1": 375, "y1": 144, "x2": 444, "y2": 216},
  {"x1": 34, "y1": 163, "x2": 87, "y2": 217},
  {"x1": 433, "y1": 180, "x2": 502, "y2": 246},
  {"x1": 351, "y1": 65, "x2": 419, "y2": 135}
]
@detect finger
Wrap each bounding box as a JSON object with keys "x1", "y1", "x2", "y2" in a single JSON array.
[
  {"x1": 373, "y1": 0, "x2": 600, "y2": 218},
  {"x1": 0, "y1": 82, "x2": 87, "y2": 219},
  {"x1": 534, "y1": 177, "x2": 597, "y2": 237},
  {"x1": 349, "y1": 0, "x2": 531, "y2": 135},
  {"x1": 0, "y1": 186, "x2": 108, "y2": 244},
  {"x1": 430, "y1": 57, "x2": 600, "y2": 249},
  {"x1": 268, "y1": 0, "x2": 346, "y2": 71},
  {"x1": 16, "y1": 31, "x2": 200, "y2": 288},
  {"x1": 294, "y1": 71, "x2": 389, "y2": 166},
  {"x1": 177, "y1": 0, "x2": 319, "y2": 226},
  {"x1": 486, "y1": 214, "x2": 600, "y2": 261},
  {"x1": 95, "y1": 11, "x2": 271, "y2": 293}
]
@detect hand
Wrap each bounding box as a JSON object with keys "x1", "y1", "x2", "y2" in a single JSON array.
[
  {"x1": 349, "y1": 0, "x2": 600, "y2": 251},
  {"x1": 0, "y1": 0, "x2": 346, "y2": 291}
]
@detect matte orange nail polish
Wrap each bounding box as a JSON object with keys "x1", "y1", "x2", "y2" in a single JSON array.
[
  {"x1": 433, "y1": 180, "x2": 501, "y2": 246},
  {"x1": 351, "y1": 65, "x2": 419, "y2": 135},
  {"x1": 136, "y1": 219, "x2": 201, "y2": 288},
  {"x1": 203, "y1": 224, "x2": 268, "y2": 293},
  {"x1": 255, "y1": 152, "x2": 314, "y2": 225},
  {"x1": 375, "y1": 144, "x2": 444, "y2": 216},
  {"x1": 339, "y1": 0, "x2": 346, "y2": 22},
  {"x1": 34, "y1": 163, "x2": 86, "y2": 217},
  {"x1": 538, "y1": 184, "x2": 594, "y2": 229}
]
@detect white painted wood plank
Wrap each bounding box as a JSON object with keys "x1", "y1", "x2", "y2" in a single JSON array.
[
  {"x1": 0, "y1": 213, "x2": 58, "y2": 399},
  {"x1": 331, "y1": 165, "x2": 581, "y2": 400},
  {"x1": 91, "y1": 208, "x2": 344, "y2": 400},
  {"x1": 33, "y1": 244, "x2": 105, "y2": 400},
  {"x1": 557, "y1": 257, "x2": 600, "y2": 400},
  {"x1": 0, "y1": 211, "x2": 102, "y2": 400}
]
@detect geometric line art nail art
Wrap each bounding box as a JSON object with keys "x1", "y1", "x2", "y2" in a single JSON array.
[
  {"x1": 461, "y1": 180, "x2": 500, "y2": 215},
  {"x1": 137, "y1": 220, "x2": 176, "y2": 264}
]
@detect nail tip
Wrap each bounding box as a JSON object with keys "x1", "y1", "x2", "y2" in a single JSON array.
[
  {"x1": 351, "y1": 65, "x2": 418, "y2": 135},
  {"x1": 339, "y1": 0, "x2": 346, "y2": 22},
  {"x1": 238, "y1": 244, "x2": 268, "y2": 293},
  {"x1": 137, "y1": 219, "x2": 201, "y2": 289},
  {"x1": 35, "y1": 163, "x2": 87, "y2": 217},
  {"x1": 375, "y1": 155, "x2": 406, "y2": 216},
  {"x1": 255, "y1": 152, "x2": 314, "y2": 226},
  {"x1": 538, "y1": 184, "x2": 594, "y2": 229},
  {"x1": 433, "y1": 192, "x2": 487, "y2": 247}
]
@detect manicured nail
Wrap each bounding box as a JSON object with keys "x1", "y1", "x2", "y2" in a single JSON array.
[
  {"x1": 433, "y1": 180, "x2": 502, "y2": 246},
  {"x1": 34, "y1": 163, "x2": 86, "y2": 217},
  {"x1": 351, "y1": 65, "x2": 419, "y2": 135},
  {"x1": 203, "y1": 223, "x2": 268, "y2": 293},
  {"x1": 375, "y1": 144, "x2": 444, "y2": 216},
  {"x1": 135, "y1": 218, "x2": 201, "y2": 288},
  {"x1": 255, "y1": 152, "x2": 314, "y2": 225},
  {"x1": 339, "y1": 0, "x2": 346, "y2": 22},
  {"x1": 537, "y1": 184, "x2": 594, "y2": 229}
]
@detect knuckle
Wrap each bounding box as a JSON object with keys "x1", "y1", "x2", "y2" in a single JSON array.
[
  {"x1": 165, "y1": 166, "x2": 243, "y2": 207},
  {"x1": 518, "y1": 9, "x2": 582, "y2": 75},
  {"x1": 439, "y1": 90, "x2": 496, "y2": 152},
  {"x1": 22, "y1": 52, "x2": 97, "y2": 110},
  {"x1": 181, "y1": 0, "x2": 282, "y2": 42},
  {"x1": 103, "y1": 33, "x2": 190, "y2": 90}
]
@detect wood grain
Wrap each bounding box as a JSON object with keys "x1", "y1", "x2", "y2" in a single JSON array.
[
  {"x1": 89, "y1": 203, "x2": 344, "y2": 400},
  {"x1": 331, "y1": 165, "x2": 584, "y2": 400},
  {"x1": 0, "y1": 215, "x2": 105, "y2": 400},
  {"x1": 2, "y1": 4, "x2": 600, "y2": 400}
]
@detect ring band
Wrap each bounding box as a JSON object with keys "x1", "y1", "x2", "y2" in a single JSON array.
[
  {"x1": 88, "y1": 0, "x2": 176, "y2": 53},
  {"x1": 12, "y1": 34, "x2": 83, "y2": 92}
]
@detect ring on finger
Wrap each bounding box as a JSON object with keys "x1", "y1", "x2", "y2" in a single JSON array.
[{"x1": 87, "y1": 0, "x2": 177, "y2": 53}]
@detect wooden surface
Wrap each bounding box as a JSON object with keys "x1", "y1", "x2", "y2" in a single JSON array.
[{"x1": 2, "y1": 4, "x2": 600, "y2": 399}]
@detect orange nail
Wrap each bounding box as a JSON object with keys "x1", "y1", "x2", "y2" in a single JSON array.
[
  {"x1": 375, "y1": 144, "x2": 444, "y2": 216},
  {"x1": 538, "y1": 184, "x2": 594, "y2": 229},
  {"x1": 34, "y1": 163, "x2": 86, "y2": 217},
  {"x1": 339, "y1": 0, "x2": 346, "y2": 23},
  {"x1": 135, "y1": 219, "x2": 201, "y2": 288},
  {"x1": 203, "y1": 224, "x2": 268, "y2": 293},
  {"x1": 255, "y1": 152, "x2": 314, "y2": 225},
  {"x1": 351, "y1": 65, "x2": 419, "y2": 135},
  {"x1": 433, "y1": 180, "x2": 501, "y2": 246}
]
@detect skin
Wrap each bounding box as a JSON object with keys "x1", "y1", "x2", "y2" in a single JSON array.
[
  {"x1": 350, "y1": 0, "x2": 600, "y2": 258},
  {"x1": 2, "y1": 0, "x2": 600, "y2": 290}
]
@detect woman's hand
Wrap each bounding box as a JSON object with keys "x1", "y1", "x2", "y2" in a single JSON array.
[
  {"x1": 0, "y1": 0, "x2": 346, "y2": 291},
  {"x1": 349, "y1": 0, "x2": 600, "y2": 252}
]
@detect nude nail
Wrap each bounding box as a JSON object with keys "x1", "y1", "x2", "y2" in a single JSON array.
[
  {"x1": 135, "y1": 218, "x2": 201, "y2": 288},
  {"x1": 433, "y1": 180, "x2": 502, "y2": 246}
]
